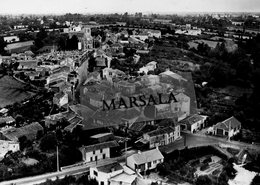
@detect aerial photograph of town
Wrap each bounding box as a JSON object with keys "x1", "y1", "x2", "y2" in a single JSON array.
[{"x1": 0, "y1": 0, "x2": 260, "y2": 184}]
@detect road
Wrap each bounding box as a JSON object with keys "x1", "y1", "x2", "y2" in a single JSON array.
[{"x1": 160, "y1": 132, "x2": 260, "y2": 154}]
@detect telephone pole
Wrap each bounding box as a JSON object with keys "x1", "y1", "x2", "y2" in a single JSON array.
[{"x1": 56, "y1": 145, "x2": 60, "y2": 172}]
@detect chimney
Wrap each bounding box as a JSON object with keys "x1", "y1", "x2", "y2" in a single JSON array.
[
  {"x1": 138, "y1": 150, "x2": 141, "y2": 154},
  {"x1": 111, "y1": 167, "x2": 115, "y2": 172},
  {"x1": 156, "y1": 146, "x2": 159, "y2": 150}
]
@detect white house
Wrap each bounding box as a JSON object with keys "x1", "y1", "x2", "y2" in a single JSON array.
[
  {"x1": 143, "y1": 126, "x2": 178, "y2": 149},
  {"x1": 213, "y1": 116, "x2": 241, "y2": 138},
  {"x1": 4, "y1": 36, "x2": 20, "y2": 43},
  {"x1": 148, "y1": 30, "x2": 161, "y2": 38},
  {"x1": 138, "y1": 61, "x2": 157, "y2": 74},
  {"x1": 89, "y1": 162, "x2": 124, "y2": 185},
  {"x1": 0, "y1": 140, "x2": 20, "y2": 159},
  {"x1": 79, "y1": 141, "x2": 119, "y2": 162},
  {"x1": 102, "y1": 68, "x2": 125, "y2": 82},
  {"x1": 180, "y1": 114, "x2": 207, "y2": 133},
  {"x1": 126, "y1": 148, "x2": 164, "y2": 173},
  {"x1": 109, "y1": 173, "x2": 137, "y2": 185}
]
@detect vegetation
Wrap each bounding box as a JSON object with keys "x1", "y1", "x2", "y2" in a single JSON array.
[{"x1": 38, "y1": 175, "x2": 98, "y2": 185}]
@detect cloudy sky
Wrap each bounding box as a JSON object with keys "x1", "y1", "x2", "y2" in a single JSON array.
[{"x1": 0, "y1": 0, "x2": 259, "y2": 14}]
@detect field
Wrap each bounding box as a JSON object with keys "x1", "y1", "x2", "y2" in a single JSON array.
[
  {"x1": 0, "y1": 75, "x2": 35, "y2": 108},
  {"x1": 188, "y1": 39, "x2": 220, "y2": 49}
]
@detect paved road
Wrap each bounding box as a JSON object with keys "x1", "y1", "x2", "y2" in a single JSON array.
[{"x1": 160, "y1": 132, "x2": 260, "y2": 154}]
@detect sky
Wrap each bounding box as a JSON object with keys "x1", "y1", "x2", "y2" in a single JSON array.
[{"x1": 0, "y1": 0, "x2": 260, "y2": 14}]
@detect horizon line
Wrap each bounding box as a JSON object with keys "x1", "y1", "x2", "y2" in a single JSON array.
[{"x1": 0, "y1": 11, "x2": 260, "y2": 16}]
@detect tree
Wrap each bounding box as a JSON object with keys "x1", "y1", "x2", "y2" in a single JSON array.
[
  {"x1": 19, "y1": 136, "x2": 32, "y2": 151},
  {"x1": 59, "y1": 146, "x2": 82, "y2": 166},
  {"x1": 67, "y1": 35, "x2": 78, "y2": 50},
  {"x1": 0, "y1": 37, "x2": 7, "y2": 55},
  {"x1": 40, "y1": 133, "x2": 57, "y2": 152}
]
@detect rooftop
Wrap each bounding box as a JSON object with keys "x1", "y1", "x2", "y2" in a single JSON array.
[
  {"x1": 214, "y1": 116, "x2": 241, "y2": 131},
  {"x1": 80, "y1": 140, "x2": 119, "y2": 153},
  {"x1": 128, "y1": 148, "x2": 164, "y2": 165},
  {"x1": 145, "y1": 126, "x2": 175, "y2": 137},
  {"x1": 1, "y1": 122, "x2": 43, "y2": 141},
  {"x1": 5, "y1": 41, "x2": 34, "y2": 50},
  {"x1": 180, "y1": 114, "x2": 205, "y2": 125}
]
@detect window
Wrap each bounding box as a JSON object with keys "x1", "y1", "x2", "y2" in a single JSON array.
[
  {"x1": 94, "y1": 170, "x2": 98, "y2": 176},
  {"x1": 100, "y1": 149, "x2": 103, "y2": 153},
  {"x1": 90, "y1": 157, "x2": 92, "y2": 161},
  {"x1": 93, "y1": 150, "x2": 95, "y2": 155},
  {"x1": 148, "y1": 162, "x2": 151, "y2": 168},
  {"x1": 103, "y1": 154, "x2": 106, "y2": 159},
  {"x1": 153, "y1": 160, "x2": 157, "y2": 164},
  {"x1": 101, "y1": 182, "x2": 104, "y2": 185}
]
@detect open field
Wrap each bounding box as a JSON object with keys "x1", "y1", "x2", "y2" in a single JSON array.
[{"x1": 0, "y1": 75, "x2": 35, "y2": 108}]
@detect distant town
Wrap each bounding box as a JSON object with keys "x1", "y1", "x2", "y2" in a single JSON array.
[{"x1": 0, "y1": 12, "x2": 260, "y2": 185}]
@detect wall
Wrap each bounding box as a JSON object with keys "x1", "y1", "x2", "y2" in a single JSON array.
[
  {"x1": 84, "y1": 147, "x2": 110, "y2": 162},
  {"x1": 90, "y1": 167, "x2": 123, "y2": 185}
]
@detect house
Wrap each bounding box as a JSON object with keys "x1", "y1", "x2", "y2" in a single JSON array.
[
  {"x1": 0, "y1": 140, "x2": 20, "y2": 159},
  {"x1": 0, "y1": 122, "x2": 43, "y2": 142},
  {"x1": 213, "y1": 116, "x2": 241, "y2": 138},
  {"x1": 109, "y1": 173, "x2": 137, "y2": 185},
  {"x1": 180, "y1": 114, "x2": 207, "y2": 133},
  {"x1": 0, "y1": 116, "x2": 15, "y2": 126},
  {"x1": 138, "y1": 61, "x2": 157, "y2": 75},
  {"x1": 5, "y1": 41, "x2": 34, "y2": 54},
  {"x1": 4, "y1": 36, "x2": 20, "y2": 43},
  {"x1": 143, "y1": 126, "x2": 178, "y2": 149},
  {"x1": 45, "y1": 71, "x2": 69, "y2": 87},
  {"x1": 53, "y1": 91, "x2": 69, "y2": 107},
  {"x1": 89, "y1": 162, "x2": 124, "y2": 185},
  {"x1": 17, "y1": 60, "x2": 39, "y2": 70},
  {"x1": 102, "y1": 68, "x2": 125, "y2": 82},
  {"x1": 80, "y1": 141, "x2": 119, "y2": 162},
  {"x1": 116, "y1": 81, "x2": 136, "y2": 95},
  {"x1": 110, "y1": 43, "x2": 124, "y2": 54},
  {"x1": 126, "y1": 148, "x2": 164, "y2": 173},
  {"x1": 148, "y1": 30, "x2": 161, "y2": 38},
  {"x1": 90, "y1": 133, "x2": 114, "y2": 143},
  {"x1": 64, "y1": 115, "x2": 83, "y2": 132}
]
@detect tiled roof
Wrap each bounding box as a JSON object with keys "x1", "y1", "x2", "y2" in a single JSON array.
[
  {"x1": 180, "y1": 114, "x2": 205, "y2": 125},
  {"x1": 90, "y1": 133, "x2": 113, "y2": 139},
  {"x1": 1, "y1": 122, "x2": 43, "y2": 141},
  {"x1": 214, "y1": 116, "x2": 241, "y2": 131},
  {"x1": 128, "y1": 148, "x2": 164, "y2": 165},
  {"x1": 80, "y1": 140, "x2": 119, "y2": 153},
  {"x1": 145, "y1": 126, "x2": 175, "y2": 137},
  {"x1": 129, "y1": 121, "x2": 147, "y2": 132},
  {"x1": 5, "y1": 41, "x2": 34, "y2": 50}
]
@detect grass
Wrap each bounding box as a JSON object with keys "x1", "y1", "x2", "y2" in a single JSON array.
[{"x1": 0, "y1": 75, "x2": 35, "y2": 108}]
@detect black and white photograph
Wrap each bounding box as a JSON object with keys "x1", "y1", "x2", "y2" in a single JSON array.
[{"x1": 0, "y1": 0, "x2": 260, "y2": 184}]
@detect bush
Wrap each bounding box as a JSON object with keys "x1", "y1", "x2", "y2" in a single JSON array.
[
  {"x1": 200, "y1": 163, "x2": 209, "y2": 171},
  {"x1": 157, "y1": 163, "x2": 171, "y2": 176}
]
